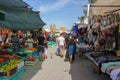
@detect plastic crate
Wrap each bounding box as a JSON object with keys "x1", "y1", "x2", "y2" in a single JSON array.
[
  {"x1": 0, "y1": 71, "x2": 18, "y2": 80},
  {"x1": 17, "y1": 61, "x2": 24, "y2": 70},
  {"x1": 0, "y1": 67, "x2": 25, "y2": 80},
  {"x1": 17, "y1": 67, "x2": 25, "y2": 78},
  {"x1": 9, "y1": 73, "x2": 18, "y2": 80},
  {"x1": 18, "y1": 48, "x2": 26, "y2": 52},
  {"x1": 26, "y1": 51, "x2": 33, "y2": 56},
  {"x1": 9, "y1": 67, "x2": 17, "y2": 77},
  {"x1": 0, "y1": 72, "x2": 8, "y2": 77},
  {"x1": 0, "y1": 67, "x2": 17, "y2": 78},
  {"x1": 7, "y1": 48, "x2": 13, "y2": 52},
  {"x1": 32, "y1": 51, "x2": 39, "y2": 56}
]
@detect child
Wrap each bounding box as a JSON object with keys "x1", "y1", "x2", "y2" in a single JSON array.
[{"x1": 44, "y1": 42, "x2": 48, "y2": 59}]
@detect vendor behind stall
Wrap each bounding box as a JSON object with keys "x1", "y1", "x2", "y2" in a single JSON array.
[
  {"x1": 11, "y1": 33, "x2": 20, "y2": 53},
  {"x1": 26, "y1": 35, "x2": 33, "y2": 48},
  {"x1": 94, "y1": 38, "x2": 105, "y2": 51}
]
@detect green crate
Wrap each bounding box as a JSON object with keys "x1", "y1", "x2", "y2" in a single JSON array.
[
  {"x1": 17, "y1": 67, "x2": 24, "y2": 78},
  {"x1": 0, "y1": 67, "x2": 25, "y2": 80},
  {"x1": 18, "y1": 48, "x2": 26, "y2": 52},
  {"x1": 27, "y1": 52, "x2": 33, "y2": 56},
  {"x1": 0, "y1": 72, "x2": 18, "y2": 80},
  {"x1": 7, "y1": 48, "x2": 13, "y2": 52}
]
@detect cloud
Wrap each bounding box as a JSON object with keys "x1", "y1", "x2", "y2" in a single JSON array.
[
  {"x1": 71, "y1": 0, "x2": 80, "y2": 4},
  {"x1": 39, "y1": 0, "x2": 71, "y2": 12},
  {"x1": 71, "y1": 0, "x2": 86, "y2": 5}
]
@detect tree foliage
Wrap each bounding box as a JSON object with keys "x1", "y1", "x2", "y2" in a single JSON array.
[{"x1": 88, "y1": 0, "x2": 97, "y2": 3}]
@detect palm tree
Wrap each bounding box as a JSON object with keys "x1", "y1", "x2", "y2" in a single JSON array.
[
  {"x1": 83, "y1": 9, "x2": 87, "y2": 16},
  {"x1": 88, "y1": 0, "x2": 97, "y2": 3}
]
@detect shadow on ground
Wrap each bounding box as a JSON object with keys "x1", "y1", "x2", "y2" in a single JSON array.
[
  {"x1": 69, "y1": 56, "x2": 103, "y2": 80},
  {"x1": 18, "y1": 61, "x2": 43, "y2": 80}
]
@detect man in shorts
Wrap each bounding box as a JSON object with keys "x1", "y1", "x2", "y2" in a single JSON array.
[{"x1": 58, "y1": 33, "x2": 65, "y2": 57}]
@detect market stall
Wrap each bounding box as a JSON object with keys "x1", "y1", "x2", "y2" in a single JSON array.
[
  {"x1": 84, "y1": 0, "x2": 120, "y2": 80},
  {"x1": 0, "y1": 50, "x2": 24, "y2": 80},
  {"x1": 0, "y1": 0, "x2": 46, "y2": 79}
]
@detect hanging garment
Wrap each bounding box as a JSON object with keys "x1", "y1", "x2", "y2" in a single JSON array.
[
  {"x1": 71, "y1": 25, "x2": 78, "y2": 34},
  {"x1": 110, "y1": 68, "x2": 120, "y2": 80}
]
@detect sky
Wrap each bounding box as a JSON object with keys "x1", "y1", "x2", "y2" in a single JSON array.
[{"x1": 23, "y1": 0, "x2": 89, "y2": 30}]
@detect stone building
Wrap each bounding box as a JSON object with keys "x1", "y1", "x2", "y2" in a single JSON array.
[{"x1": 50, "y1": 24, "x2": 56, "y2": 33}]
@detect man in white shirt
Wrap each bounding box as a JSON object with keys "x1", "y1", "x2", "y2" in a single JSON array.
[
  {"x1": 58, "y1": 33, "x2": 65, "y2": 57},
  {"x1": 55, "y1": 35, "x2": 60, "y2": 55}
]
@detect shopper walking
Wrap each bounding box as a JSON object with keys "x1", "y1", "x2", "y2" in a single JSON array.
[
  {"x1": 58, "y1": 33, "x2": 65, "y2": 57},
  {"x1": 55, "y1": 35, "x2": 60, "y2": 55},
  {"x1": 68, "y1": 35, "x2": 75, "y2": 63},
  {"x1": 44, "y1": 42, "x2": 48, "y2": 59}
]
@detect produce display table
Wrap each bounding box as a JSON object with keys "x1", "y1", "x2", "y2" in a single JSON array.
[
  {"x1": 0, "y1": 48, "x2": 40, "y2": 80},
  {"x1": 0, "y1": 50, "x2": 25, "y2": 80},
  {"x1": 12, "y1": 48, "x2": 40, "y2": 61}
]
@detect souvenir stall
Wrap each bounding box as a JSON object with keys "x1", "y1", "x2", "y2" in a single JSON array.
[
  {"x1": 77, "y1": 23, "x2": 94, "y2": 57},
  {"x1": 85, "y1": 0, "x2": 120, "y2": 80}
]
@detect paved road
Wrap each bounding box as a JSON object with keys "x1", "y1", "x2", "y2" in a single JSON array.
[{"x1": 19, "y1": 46, "x2": 103, "y2": 80}]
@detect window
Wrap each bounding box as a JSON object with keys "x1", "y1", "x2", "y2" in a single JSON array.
[{"x1": 0, "y1": 12, "x2": 5, "y2": 21}]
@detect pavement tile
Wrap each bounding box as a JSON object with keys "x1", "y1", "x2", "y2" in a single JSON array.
[{"x1": 18, "y1": 46, "x2": 103, "y2": 80}]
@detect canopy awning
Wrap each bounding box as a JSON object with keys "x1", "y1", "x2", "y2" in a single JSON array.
[
  {"x1": 0, "y1": 20, "x2": 13, "y2": 29},
  {"x1": 0, "y1": 0, "x2": 28, "y2": 8},
  {"x1": 0, "y1": 0, "x2": 46, "y2": 30},
  {"x1": 90, "y1": 0, "x2": 120, "y2": 15}
]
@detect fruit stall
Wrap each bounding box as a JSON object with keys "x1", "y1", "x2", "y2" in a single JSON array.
[
  {"x1": 8, "y1": 48, "x2": 40, "y2": 66},
  {"x1": 0, "y1": 47, "x2": 41, "y2": 80},
  {"x1": 0, "y1": 50, "x2": 24, "y2": 80}
]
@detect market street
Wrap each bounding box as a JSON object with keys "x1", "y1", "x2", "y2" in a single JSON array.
[{"x1": 19, "y1": 46, "x2": 103, "y2": 80}]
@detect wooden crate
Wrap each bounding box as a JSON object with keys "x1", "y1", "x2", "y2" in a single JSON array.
[{"x1": 25, "y1": 60, "x2": 37, "y2": 66}]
